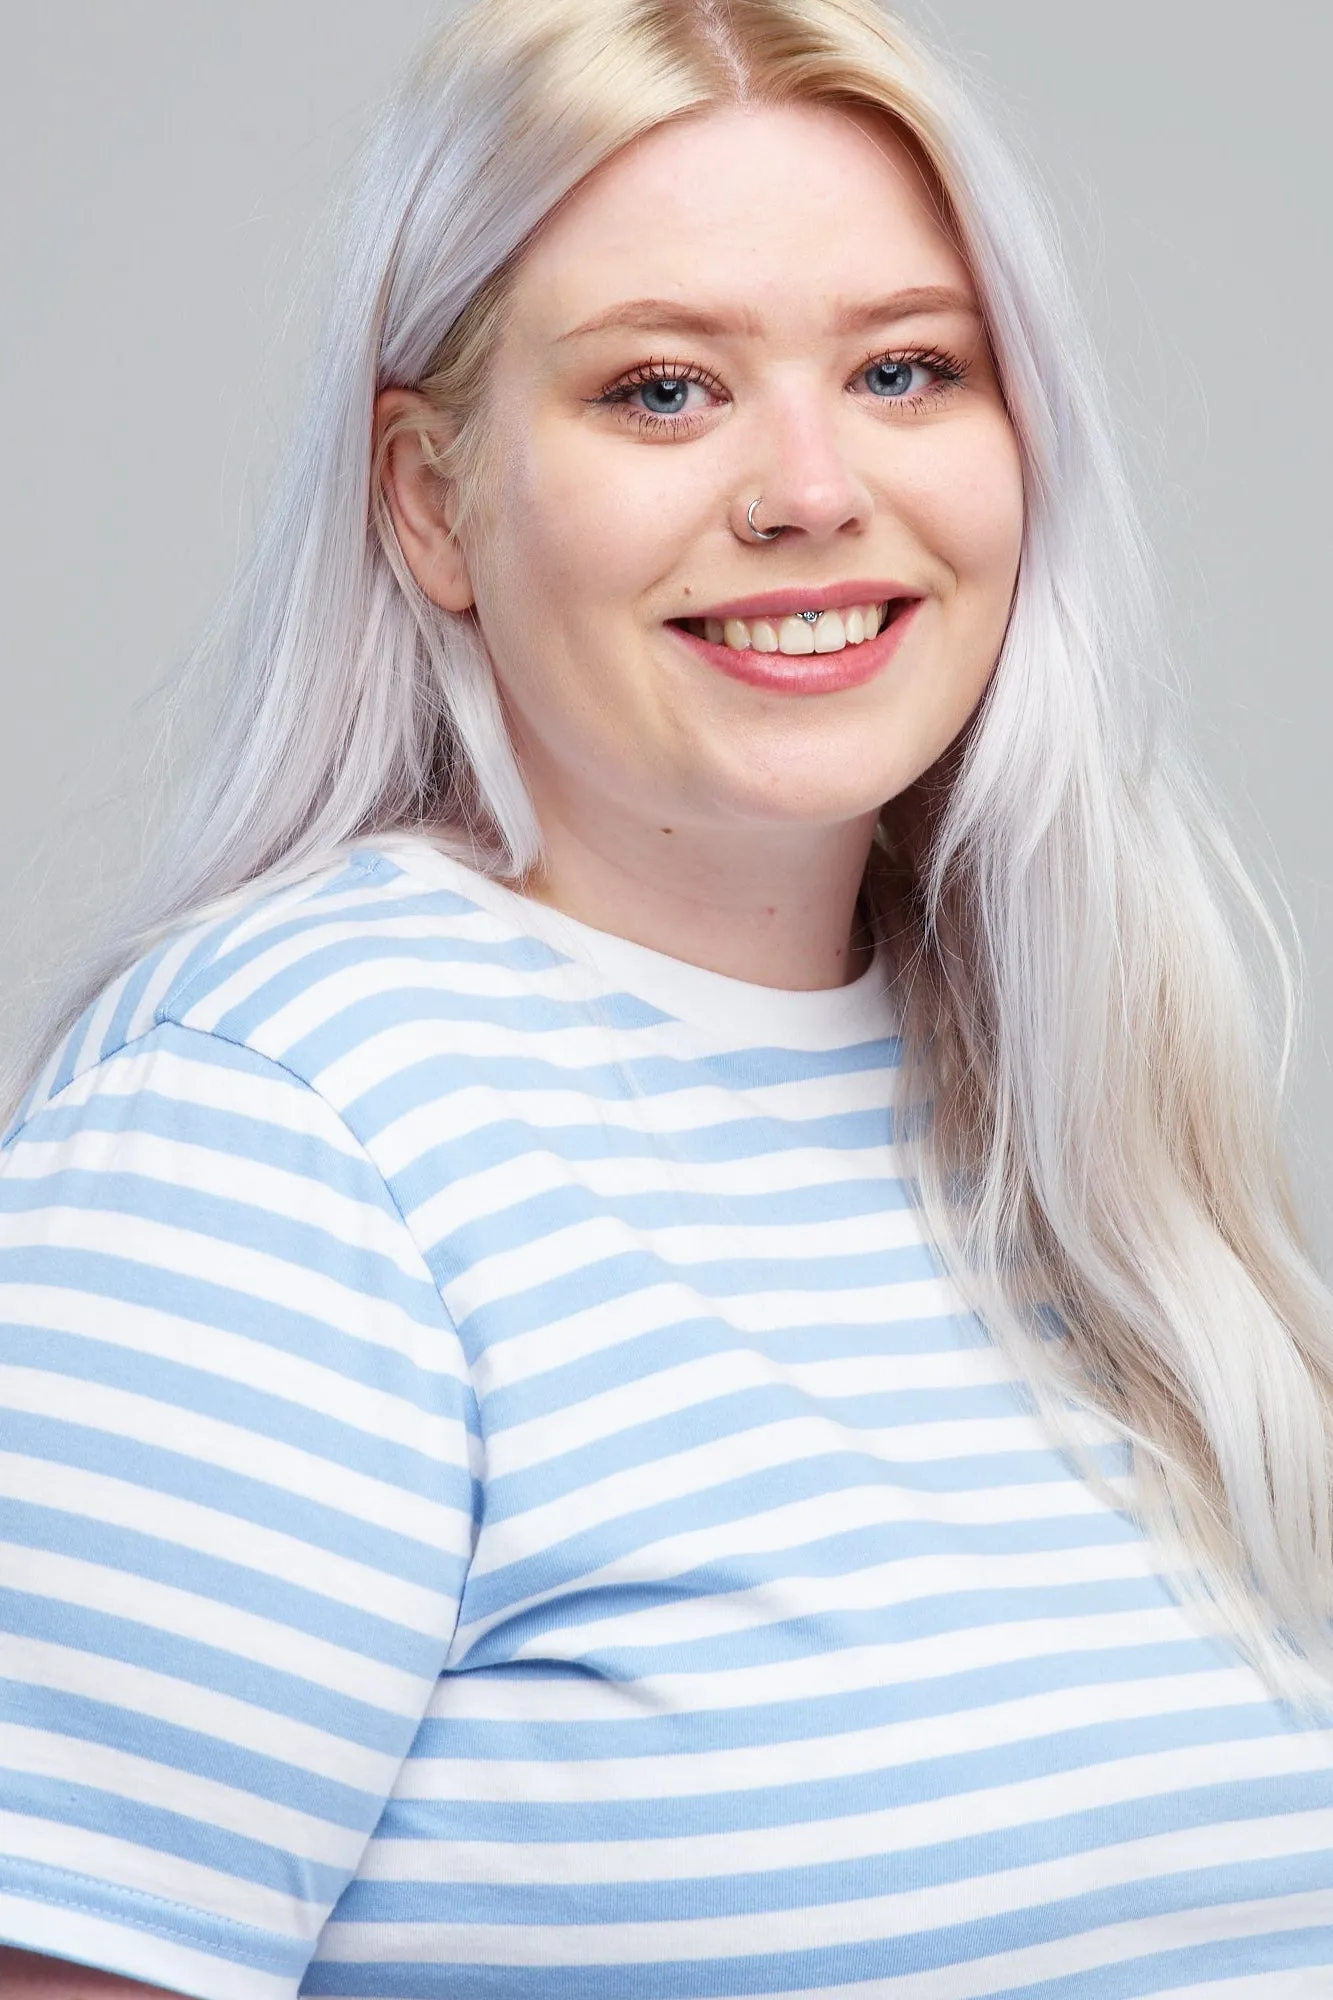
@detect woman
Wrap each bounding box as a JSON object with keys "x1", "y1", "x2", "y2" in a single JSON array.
[{"x1": 2, "y1": 0, "x2": 1331, "y2": 1993}]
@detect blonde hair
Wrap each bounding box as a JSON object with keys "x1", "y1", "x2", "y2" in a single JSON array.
[{"x1": 10, "y1": 0, "x2": 1333, "y2": 1705}]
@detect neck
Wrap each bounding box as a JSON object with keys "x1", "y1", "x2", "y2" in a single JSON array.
[{"x1": 515, "y1": 798, "x2": 879, "y2": 992}]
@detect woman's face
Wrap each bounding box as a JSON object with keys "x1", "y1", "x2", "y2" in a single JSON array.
[{"x1": 442, "y1": 102, "x2": 1024, "y2": 850}]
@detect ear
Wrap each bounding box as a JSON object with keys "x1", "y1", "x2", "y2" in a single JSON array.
[{"x1": 374, "y1": 387, "x2": 476, "y2": 612}]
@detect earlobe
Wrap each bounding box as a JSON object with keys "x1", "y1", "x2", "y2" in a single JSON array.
[{"x1": 374, "y1": 388, "x2": 476, "y2": 613}]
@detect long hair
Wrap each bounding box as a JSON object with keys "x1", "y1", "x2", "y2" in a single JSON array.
[{"x1": 7, "y1": 0, "x2": 1333, "y2": 1704}]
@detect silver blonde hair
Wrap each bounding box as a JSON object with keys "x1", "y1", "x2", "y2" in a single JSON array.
[{"x1": 8, "y1": 0, "x2": 1333, "y2": 1705}]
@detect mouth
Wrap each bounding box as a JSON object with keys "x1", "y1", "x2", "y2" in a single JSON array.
[
  {"x1": 669, "y1": 597, "x2": 913, "y2": 660},
  {"x1": 665, "y1": 592, "x2": 924, "y2": 696}
]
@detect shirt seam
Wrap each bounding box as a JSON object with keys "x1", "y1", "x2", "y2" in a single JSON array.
[{"x1": 0, "y1": 1859, "x2": 300, "y2": 1972}]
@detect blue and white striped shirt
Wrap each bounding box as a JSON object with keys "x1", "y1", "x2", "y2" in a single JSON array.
[{"x1": 1, "y1": 834, "x2": 1331, "y2": 1998}]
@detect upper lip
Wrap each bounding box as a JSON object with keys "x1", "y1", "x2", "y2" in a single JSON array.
[{"x1": 671, "y1": 581, "x2": 923, "y2": 622}]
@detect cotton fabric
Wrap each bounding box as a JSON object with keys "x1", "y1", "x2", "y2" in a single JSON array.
[{"x1": 1, "y1": 835, "x2": 1331, "y2": 1998}]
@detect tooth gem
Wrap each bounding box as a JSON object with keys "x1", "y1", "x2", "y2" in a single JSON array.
[{"x1": 798, "y1": 610, "x2": 820, "y2": 623}]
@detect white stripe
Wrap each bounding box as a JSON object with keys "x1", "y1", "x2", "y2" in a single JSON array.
[
  {"x1": 124, "y1": 924, "x2": 217, "y2": 1047},
  {"x1": 330, "y1": 1038, "x2": 899, "y2": 1138},
  {"x1": 385, "y1": 1089, "x2": 900, "y2": 1205},
  {"x1": 485, "y1": 1344, "x2": 1023, "y2": 1478},
  {"x1": 69, "y1": 976, "x2": 130, "y2": 1081},
  {"x1": 461, "y1": 1417, "x2": 1085, "y2": 1587},
  {"x1": 463, "y1": 1539, "x2": 1162, "y2": 1661},
  {"x1": 1150, "y1": 1975, "x2": 1333, "y2": 1998},
  {"x1": 0, "y1": 1279, "x2": 469, "y2": 1450},
  {"x1": 470, "y1": 1276, "x2": 971, "y2": 1399},
  {"x1": 394, "y1": 1667, "x2": 1268, "y2": 1804},
  {"x1": 363, "y1": 1737, "x2": 1333, "y2": 1886},
  {"x1": 585, "y1": 1478, "x2": 1122, "y2": 1586},
  {"x1": 770, "y1": 1890, "x2": 1333, "y2": 2000},
  {"x1": 0, "y1": 1365, "x2": 469, "y2": 1555},
  {"x1": 0, "y1": 1632, "x2": 401, "y2": 1793},
  {"x1": 372, "y1": 1078, "x2": 899, "y2": 1181},
  {"x1": 437, "y1": 1204, "x2": 935, "y2": 1319},
  {"x1": 0, "y1": 1452, "x2": 457, "y2": 1635},
  {"x1": 474, "y1": 1484, "x2": 1113, "y2": 1619},
  {"x1": 0, "y1": 1206, "x2": 433, "y2": 1358},
  {"x1": 47, "y1": 1036, "x2": 367, "y2": 1156},
  {"x1": 314, "y1": 1879, "x2": 1333, "y2": 1972},
  {"x1": 7, "y1": 1127, "x2": 426, "y2": 1284},
  {"x1": 432, "y1": 1606, "x2": 1200, "y2": 1723},
  {"x1": 1, "y1": 1541, "x2": 436, "y2": 1713},
  {"x1": 0, "y1": 1722, "x2": 363, "y2": 1869},
  {"x1": 176, "y1": 910, "x2": 540, "y2": 1034}
]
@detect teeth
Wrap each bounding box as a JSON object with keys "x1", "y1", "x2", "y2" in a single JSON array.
[
  {"x1": 777, "y1": 615, "x2": 816, "y2": 655},
  {"x1": 691, "y1": 602, "x2": 887, "y2": 655}
]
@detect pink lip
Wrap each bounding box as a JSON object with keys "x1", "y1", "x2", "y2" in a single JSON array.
[
  {"x1": 677, "y1": 580, "x2": 920, "y2": 621},
  {"x1": 668, "y1": 597, "x2": 923, "y2": 696}
]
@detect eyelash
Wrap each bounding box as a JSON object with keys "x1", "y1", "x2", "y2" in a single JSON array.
[{"x1": 590, "y1": 344, "x2": 971, "y2": 435}]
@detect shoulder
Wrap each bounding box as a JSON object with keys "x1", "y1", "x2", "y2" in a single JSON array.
[{"x1": 9, "y1": 839, "x2": 558, "y2": 1140}]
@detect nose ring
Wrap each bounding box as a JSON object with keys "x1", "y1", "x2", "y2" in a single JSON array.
[{"x1": 746, "y1": 497, "x2": 784, "y2": 542}]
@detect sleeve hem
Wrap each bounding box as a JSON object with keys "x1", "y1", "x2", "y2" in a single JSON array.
[{"x1": 0, "y1": 1862, "x2": 306, "y2": 2000}]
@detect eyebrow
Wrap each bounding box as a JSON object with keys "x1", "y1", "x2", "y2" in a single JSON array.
[{"x1": 557, "y1": 284, "x2": 982, "y2": 343}]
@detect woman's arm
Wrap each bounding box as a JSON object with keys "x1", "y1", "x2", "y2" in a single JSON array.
[{"x1": 0, "y1": 1949, "x2": 186, "y2": 1997}]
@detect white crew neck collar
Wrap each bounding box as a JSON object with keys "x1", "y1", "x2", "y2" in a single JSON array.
[{"x1": 367, "y1": 833, "x2": 898, "y2": 1049}]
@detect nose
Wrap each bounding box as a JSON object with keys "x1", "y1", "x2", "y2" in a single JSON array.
[{"x1": 734, "y1": 390, "x2": 874, "y2": 545}]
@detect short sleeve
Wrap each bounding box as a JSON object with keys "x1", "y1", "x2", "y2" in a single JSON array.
[{"x1": 0, "y1": 1020, "x2": 478, "y2": 2000}]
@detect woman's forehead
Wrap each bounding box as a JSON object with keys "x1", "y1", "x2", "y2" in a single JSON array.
[{"x1": 507, "y1": 102, "x2": 975, "y2": 349}]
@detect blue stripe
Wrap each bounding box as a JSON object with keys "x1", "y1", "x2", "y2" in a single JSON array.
[
  {"x1": 334, "y1": 1821, "x2": 1333, "y2": 1926},
  {"x1": 0, "y1": 1766, "x2": 349, "y2": 1906},
  {"x1": 478, "y1": 1308, "x2": 974, "y2": 1432},
  {"x1": 472, "y1": 1576, "x2": 1179, "y2": 1679},
  {"x1": 352, "y1": 1067, "x2": 897, "y2": 1149},
  {"x1": 447, "y1": 1239, "x2": 941, "y2": 1345},
  {"x1": 0, "y1": 1586, "x2": 420, "y2": 1751},
  {"x1": 301, "y1": 1921, "x2": 1333, "y2": 1999},
  {"x1": 0, "y1": 1168, "x2": 442, "y2": 1327},
  {"x1": 203, "y1": 930, "x2": 596, "y2": 1047},
  {"x1": 478, "y1": 1382, "x2": 1045, "y2": 1536},
  {"x1": 0, "y1": 1397, "x2": 472, "y2": 1581},
  {"x1": 418, "y1": 1173, "x2": 917, "y2": 1268},
  {"x1": 404, "y1": 1634, "x2": 1241, "y2": 1761},
  {"x1": 363, "y1": 1697, "x2": 1306, "y2": 1843},
  {"x1": 98, "y1": 948, "x2": 164, "y2": 1063},
  {"x1": 0, "y1": 1496, "x2": 455, "y2": 1674},
  {"x1": 0, "y1": 1677, "x2": 384, "y2": 1829},
  {"x1": 0, "y1": 1243, "x2": 457, "y2": 1407},
  {"x1": 1, "y1": 1324, "x2": 473, "y2": 1519},
  {"x1": 22, "y1": 1082, "x2": 391, "y2": 1213}
]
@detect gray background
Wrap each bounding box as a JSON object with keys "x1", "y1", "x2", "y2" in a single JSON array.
[{"x1": 2, "y1": 3, "x2": 1329, "y2": 1265}]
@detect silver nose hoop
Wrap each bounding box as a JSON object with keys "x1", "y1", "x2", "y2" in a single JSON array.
[{"x1": 746, "y1": 497, "x2": 783, "y2": 542}]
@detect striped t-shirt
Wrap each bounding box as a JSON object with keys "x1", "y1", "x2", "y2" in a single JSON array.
[{"x1": 1, "y1": 833, "x2": 1331, "y2": 2000}]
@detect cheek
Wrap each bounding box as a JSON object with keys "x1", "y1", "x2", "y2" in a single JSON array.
[
  {"x1": 920, "y1": 417, "x2": 1026, "y2": 591},
  {"x1": 485, "y1": 417, "x2": 674, "y2": 619}
]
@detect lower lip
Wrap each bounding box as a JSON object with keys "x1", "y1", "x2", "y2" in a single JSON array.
[{"x1": 667, "y1": 601, "x2": 923, "y2": 695}]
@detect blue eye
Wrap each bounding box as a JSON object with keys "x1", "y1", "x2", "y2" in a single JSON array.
[
  {"x1": 859, "y1": 346, "x2": 968, "y2": 404},
  {"x1": 639, "y1": 377, "x2": 691, "y2": 415},
  {"x1": 865, "y1": 358, "x2": 925, "y2": 398},
  {"x1": 593, "y1": 359, "x2": 723, "y2": 430}
]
